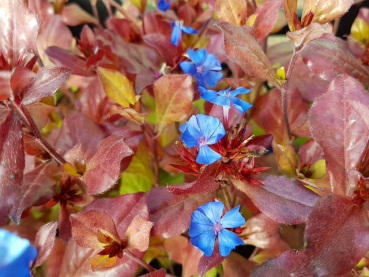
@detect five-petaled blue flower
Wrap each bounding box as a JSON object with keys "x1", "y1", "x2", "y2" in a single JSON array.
[
  {"x1": 170, "y1": 21, "x2": 198, "y2": 47},
  {"x1": 158, "y1": 0, "x2": 171, "y2": 12},
  {"x1": 0, "y1": 229, "x2": 38, "y2": 277},
  {"x1": 189, "y1": 202, "x2": 245, "y2": 257},
  {"x1": 199, "y1": 86, "x2": 253, "y2": 113},
  {"x1": 180, "y1": 114, "x2": 225, "y2": 165},
  {"x1": 180, "y1": 49, "x2": 223, "y2": 88}
]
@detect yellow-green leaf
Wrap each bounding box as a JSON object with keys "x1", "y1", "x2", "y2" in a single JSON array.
[
  {"x1": 97, "y1": 67, "x2": 136, "y2": 107},
  {"x1": 215, "y1": 0, "x2": 247, "y2": 26},
  {"x1": 309, "y1": 159, "x2": 326, "y2": 179},
  {"x1": 274, "y1": 144, "x2": 296, "y2": 176}
]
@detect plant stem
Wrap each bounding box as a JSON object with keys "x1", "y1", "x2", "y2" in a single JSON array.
[
  {"x1": 280, "y1": 45, "x2": 301, "y2": 142},
  {"x1": 91, "y1": 1, "x2": 102, "y2": 29},
  {"x1": 124, "y1": 251, "x2": 155, "y2": 272},
  {"x1": 9, "y1": 100, "x2": 67, "y2": 165}
]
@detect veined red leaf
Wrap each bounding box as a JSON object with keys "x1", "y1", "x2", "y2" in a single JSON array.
[
  {"x1": 83, "y1": 134, "x2": 133, "y2": 195},
  {"x1": 142, "y1": 34, "x2": 178, "y2": 66},
  {"x1": 309, "y1": 75, "x2": 369, "y2": 195},
  {"x1": 233, "y1": 175, "x2": 320, "y2": 224},
  {"x1": 253, "y1": 0, "x2": 283, "y2": 39},
  {"x1": 0, "y1": 111, "x2": 24, "y2": 225},
  {"x1": 302, "y1": 0, "x2": 353, "y2": 25},
  {"x1": 10, "y1": 162, "x2": 58, "y2": 224},
  {"x1": 0, "y1": 71, "x2": 12, "y2": 101},
  {"x1": 154, "y1": 75, "x2": 193, "y2": 135},
  {"x1": 216, "y1": 22, "x2": 280, "y2": 88},
  {"x1": 250, "y1": 194, "x2": 369, "y2": 276},
  {"x1": 215, "y1": 0, "x2": 247, "y2": 26},
  {"x1": 148, "y1": 187, "x2": 216, "y2": 238},
  {"x1": 141, "y1": 268, "x2": 167, "y2": 277},
  {"x1": 22, "y1": 67, "x2": 71, "y2": 105},
  {"x1": 287, "y1": 22, "x2": 333, "y2": 48},
  {"x1": 125, "y1": 215, "x2": 153, "y2": 251},
  {"x1": 0, "y1": 0, "x2": 39, "y2": 65},
  {"x1": 34, "y1": 221, "x2": 58, "y2": 267},
  {"x1": 300, "y1": 39, "x2": 369, "y2": 86},
  {"x1": 70, "y1": 210, "x2": 121, "y2": 249}
]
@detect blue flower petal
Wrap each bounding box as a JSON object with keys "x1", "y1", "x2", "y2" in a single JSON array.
[
  {"x1": 179, "y1": 122, "x2": 187, "y2": 132},
  {"x1": 230, "y1": 87, "x2": 252, "y2": 97},
  {"x1": 0, "y1": 229, "x2": 37, "y2": 277},
  {"x1": 180, "y1": 61, "x2": 196, "y2": 76},
  {"x1": 203, "y1": 70, "x2": 223, "y2": 87},
  {"x1": 171, "y1": 26, "x2": 180, "y2": 46},
  {"x1": 196, "y1": 145, "x2": 222, "y2": 164},
  {"x1": 231, "y1": 97, "x2": 253, "y2": 113},
  {"x1": 206, "y1": 123, "x2": 226, "y2": 145},
  {"x1": 197, "y1": 202, "x2": 224, "y2": 224},
  {"x1": 195, "y1": 73, "x2": 207, "y2": 88},
  {"x1": 218, "y1": 228, "x2": 245, "y2": 257},
  {"x1": 189, "y1": 210, "x2": 215, "y2": 237},
  {"x1": 195, "y1": 114, "x2": 224, "y2": 142},
  {"x1": 200, "y1": 87, "x2": 231, "y2": 108},
  {"x1": 181, "y1": 26, "x2": 198, "y2": 35},
  {"x1": 202, "y1": 54, "x2": 222, "y2": 71},
  {"x1": 190, "y1": 230, "x2": 216, "y2": 257},
  {"x1": 220, "y1": 206, "x2": 245, "y2": 228},
  {"x1": 181, "y1": 115, "x2": 202, "y2": 147},
  {"x1": 157, "y1": 0, "x2": 171, "y2": 11},
  {"x1": 187, "y1": 49, "x2": 207, "y2": 66}
]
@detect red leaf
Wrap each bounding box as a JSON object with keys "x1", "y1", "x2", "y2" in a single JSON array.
[
  {"x1": 251, "y1": 194, "x2": 369, "y2": 276},
  {"x1": 10, "y1": 162, "x2": 58, "y2": 224},
  {"x1": 148, "y1": 187, "x2": 216, "y2": 238},
  {"x1": 222, "y1": 252, "x2": 257, "y2": 277},
  {"x1": 46, "y1": 46, "x2": 92, "y2": 76},
  {"x1": 253, "y1": 0, "x2": 283, "y2": 39},
  {"x1": 0, "y1": 0, "x2": 39, "y2": 65},
  {"x1": 300, "y1": 39, "x2": 369, "y2": 86},
  {"x1": 135, "y1": 68, "x2": 157, "y2": 94},
  {"x1": 47, "y1": 238, "x2": 66, "y2": 277},
  {"x1": 167, "y1": 167, "x2": 219, "y2": 195},
  {"x1": 309, "y1": 75, "x2": 369, "y2": 195},
  {"x1": 0, "y1": 111, "x2": 24, "y2": 225},
  {"x1": 143, "y1": 34, "x2": 178, "y2": 66},
  {"x1": 61, "y1": 3, "x2": 99, "y2": 26},
  {"x1": 141, "y1": 268, "x2": 167, "y2": 277},
  {"x1": 28, "y1": 0, "x2": 54, "y2": 24},
  {"x1": 252, "y1": 87, "x2": 310, "y2": 144},
  {"x1": 70, "y1": 210, "x2": 120, "y2": 249},
  {"x1": 22, "y1": 67, "x2": 71, "y2": 105},
  {"x1": 34, "y1": 221, "x2": 58, "y2": 267},
  {"x1": 125, "y1": 215, "x2": 153, "y2": 251},
  {"x1": 216, "y1": 22, "x2": 279, "y2": 87},
  {"x1": 83, "y1": 134, "x2": 134, "y2": 195},
  {"x1": 298, "y1": 139, "x2": 324, "y2": 169},
  {"x1": 233, "y1": 175, "x2": 320, "y2": 224},
  {"x1": 0, "y1": 71, "x2": 12, "y2": 100},
  {"x1": 54, "y1": 113, "x2": 105, "y2": 160},
  {"x1": 198, "y1": 243, "x2": 224, "y2": 277}
]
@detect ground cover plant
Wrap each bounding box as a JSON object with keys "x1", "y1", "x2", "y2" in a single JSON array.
[{"x1": 2, "y1": 0, "x2": 369, "y2": 276}]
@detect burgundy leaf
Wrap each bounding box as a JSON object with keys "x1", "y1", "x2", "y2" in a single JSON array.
[
  {"x1": 22, "y1": 67, "x2": 71, "y2": 105},
  {"x1": 34, "y1": 221, "x2": 58, "y2": 267},
  {"x1": 141, "y1": 268, "x2": 167, "y2": 277},
  {"x1": 251, "y1": 194, "x2": 369, "y2": 276},
  {"x1": 252, "y1": 87, "x2": 310, "y2": 145},
  {"x1": 54, "y1": 113, "x2": 105, "y2": 160},
  {"x1": 147, "y1": 187, "x2": 216, "y2": 238},
  {"x1": 167, "y1": 167, "x2": 219, "y2": 195},
  {"x1": 233, "y1": 175, "x2": 320, "y2": 224},
  {"x1": 0, "y1": 71, "x2": 12, "y2": 100},
  {"x1": 309, "y1": 75, "x2": 369, "y2": 195},
  {"x1": 300, "y1": 39, "x2": 369, "y2": 86},
  {"x1": 216, "y1": 22, "x2": 280, "y2": 87},
  {"x1": 222, "y1": 252, "x2": 257, "y2": 277},
  {"x1": 135, "y1": 68, "x2": 157, "y2": 94},
  {"x1": 10, "y1": 162, "x2": 58, "y2": 224},
  {"x1": 198, "y1": 244, "x2": 224, "y2": 277},
  {"x1": 46, "y1": 46, "x2": 92, "y2": 76},
  {"x1": 0, "y1": 111, "x2": 24, "y2": 225},
  {"x1": 83, "y1": 134, "x2": 134, "y2": 195},
  {"x1": 0, "y1": 0, "x2": 39, "y2": 65},
  {"x1": 142, "y1": 34, "x2": 178, "y2": 66}
]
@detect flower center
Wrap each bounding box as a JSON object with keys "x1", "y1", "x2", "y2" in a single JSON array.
[
  {"x1": 197, "y1": 65, "x2": 205, "y2": 73},
  {"x1": 198, "y1": 136, "x2": 207, "y2": 146},
  {"x1": 213, "y1": 222, "x2": 223, "y2": 235}
]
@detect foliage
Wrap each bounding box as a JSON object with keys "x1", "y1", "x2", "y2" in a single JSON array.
[{"x1": 0, "y1": 0, "x2": 369, "y2": 276}]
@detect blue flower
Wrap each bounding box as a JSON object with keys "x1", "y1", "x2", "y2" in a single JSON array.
[
  {"x1": 199, "y1": 86, "x2": 253, "y2": 113},
  {"x1": 158, "y1": 0, "x2": 171, "y2": 11},
  {"x1": 180, "y1": 114, "x2": 225, "y2": 165},
  {"x1": 0, "y1": 229, "x2": 37, "y2": 277},
  {"x1": 180, "y1": 49, "x2": 223, "y2": 88},
  {"x1": 189, "y1": 202, "x2": 245, "y2": 257},
  {"x1": 170, "y1": 21, "x2": 198, "y2": 47}
]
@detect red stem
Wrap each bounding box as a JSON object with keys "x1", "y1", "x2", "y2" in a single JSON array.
[{"x1": 9, "y1": 100, "x2": 67, "y2": 165}]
